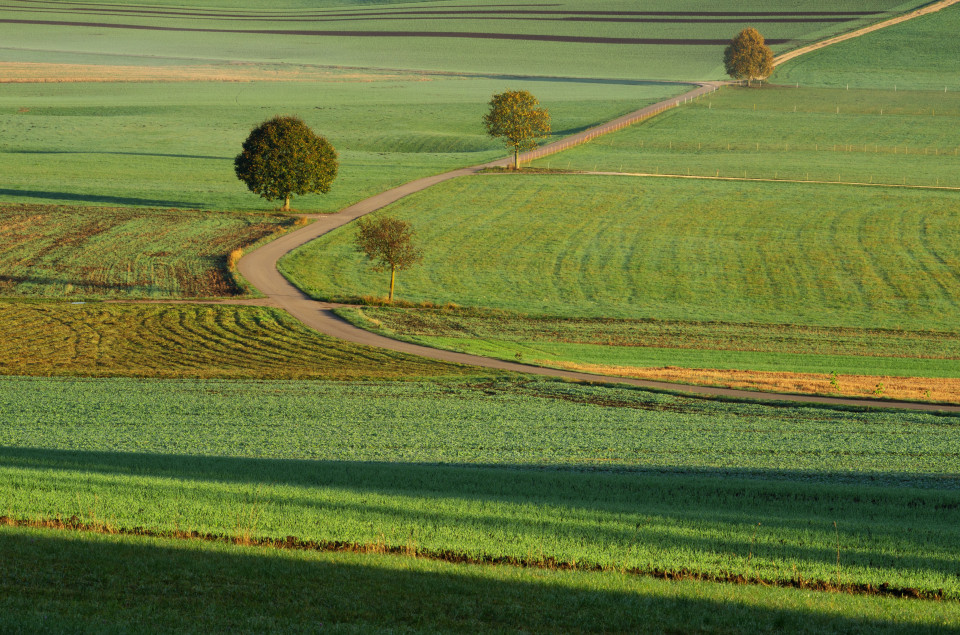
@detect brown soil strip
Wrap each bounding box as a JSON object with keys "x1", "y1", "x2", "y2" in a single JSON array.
[
  {"x1": 0, "y1": 61, "x2": 425, "y2": 83},
  {"x1": 0, "y1": 20, "x2": 791, "y2": 45},
  {"x1": 773, "y1": 0, "x2": 960, "y2": 66},
  {"x1": 540, "y1": 362, "x2": 958, "y2": 405},
  {"x1": 3, "y1": 8, "x2": 854, "y2": 24},
  {"x1": 0, "y1": 515, "x2": 943, "y2": 601}
]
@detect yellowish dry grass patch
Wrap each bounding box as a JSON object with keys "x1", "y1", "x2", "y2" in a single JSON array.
[{"x1": 542, "y1": 361, "x2": 956, "y2": 404}]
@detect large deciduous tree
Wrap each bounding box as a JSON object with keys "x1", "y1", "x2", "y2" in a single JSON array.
[
  {"x1": 482, "y1": 90, "x2": 551, "y2": 170},
  {"x1": 723, "y1": 28, "x2": 774, "y2": 86},
  {"x1": 353, "y1": 215, "x2": 423, "y2": 303},
  {"x1": 234, "y1": 115, "x2": 338, "y2": 211}
]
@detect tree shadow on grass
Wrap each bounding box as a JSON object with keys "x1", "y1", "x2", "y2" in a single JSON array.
[
  {"x1": 0, "y1": 527, "x2": 954, "y2": 634},
  {"x1": 6, "y1": 149, "x2": 230, "y2": 161},
  {"x1": 0, "y1": 188, "x2": 205, "y2": 208},
  {"x1": 1, "y1": 447, "x2": 958, "y2": 586}
]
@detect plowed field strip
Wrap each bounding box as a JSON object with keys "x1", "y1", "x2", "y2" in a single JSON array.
[
  {"x1": 0, "y1": 20, "x2": 793, "y2": 45},
  {"x1": 0, "y1": 8, "x2": 857, "y2": 24}
]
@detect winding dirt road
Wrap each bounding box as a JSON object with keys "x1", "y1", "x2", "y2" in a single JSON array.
[{"x1": 237, "y1": 79, "x2": 960, "y2": 413}]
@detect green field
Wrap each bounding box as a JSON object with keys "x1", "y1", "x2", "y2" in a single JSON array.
[
  {"x1": 2, "y1": 376, "x2": 959, "y2": 604},
  {"x1": 0, "y1": 79, "x2": 678, "y2": 212},
  {"x1": 0, "y1": 301, "x2": 480, "y2": 379},
  {"x1": 337, "y1": 306, "x2": 960, "y2": 380},
  {"x1": 0, "y1": 0, "x2": 918, "y2": 81},
  {"x1": 282, "y1": 175, "x2": 960, "y2": 331},
  {"x1": 4, "y1": 526, "x2": 957, "y2": 634},
  {"x1": 530, "y1": 86, "x2": 960, "y2": 187},
  {"x1": 775, "y1": 2, "x2": 960, "y2": 90},
  {"x1": 0, "y1": 203, "x2": 296, "y2": 298}
]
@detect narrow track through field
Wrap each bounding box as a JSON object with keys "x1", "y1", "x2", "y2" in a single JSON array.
[{"x1": 238, "y1": 80, "x2": 960, "y2": 413}]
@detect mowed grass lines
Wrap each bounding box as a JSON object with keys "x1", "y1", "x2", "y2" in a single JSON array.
[
  {"x1": 2, "y1": 528, "x2": 958, "y2": 634},
  {"x1": 0, "y1": 302, "x2": 480, "y2": 379},
  {"x1": 0, "y1": 79, "x2": 676, "y2": 211},
  {"x1": 2, "y1": 376, "x2": 959, "y2": 599},
  {"x1": 282, "y1": 175, "x2": 960, "y2": 330},
  {"x1": 775, "y1": 2, "x2": 960, "y2": 90},
  {"x1": 0, "y1": 0, "x2": 912, "y2": 81},
  {"x1": 0, "y1": 203, "x2": 295, "y2": 298},
  {"x1": 532, "y1": 86, "x2": 960, "y2": 188},
  {"x1": 4, "y1": 529, "x2": 958, "y2": 635}
]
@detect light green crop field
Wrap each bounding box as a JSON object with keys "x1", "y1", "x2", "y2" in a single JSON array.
[
  {"x1": 775, "y1": 2, "x2": 960, "y2": 90},
  {"x1": 0, "y1": 203, "x2": 295, "y2": 298},
  {"x1": 281, "y1": 175, "x2": 960, "y2": 331},
  {"x1": 0, "y1": 0, "x2": 918, "y2": 81},
  {"x1": 0, "y1": 79, "x2": 678, "y2": 212},
  {"x1": 2, "y1": 526, "x2": 958, "y2": 634},
  {"x1": 0, "y1": 301, "x2": 481, "y2": 380},
  {"x1": 531, "y1": 86, "x2": 960, "y2": 187},
  {"x1": 2, "y1": 376, "x2": 959, "y2": 606},
  {"x1": 337, "y1": 306, "x2": 960, "y2": 380}
]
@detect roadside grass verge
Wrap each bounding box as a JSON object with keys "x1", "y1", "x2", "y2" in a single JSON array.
[
  {"x1": 774, "y1": 2, "x2": 960, "y2": 90},
  {"x1": 0, "y1": 203, "x2": 298, "y2": 298},
  {"x1": 1, "y1": 525, "x2": 958, "y2": 634},
  {"x1": 2, "y1": 376, "x2": 959, "y2": 601},
  {"x1": 3, "y1": 526, "x2": 958, "y2": 634},
  {"x1": 0, "y1": 79, "x2": 678, "y2": 212},
  {"x1": 0, "y1": 302, "x2": 481, "y2": 379},
  {"x1": 281, "y1": 175, "x2": 960, "y2": 331},
  {"x1": 336, "y1": 306, "x2": 960, "y2": 401},
  {"x1": 530, "y1": 86, "x2": 960, "y2": 188}
]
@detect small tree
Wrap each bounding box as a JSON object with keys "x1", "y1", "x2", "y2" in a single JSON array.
[
  {"x1": 482, "y1": 90, "x2": 551, "y2": 170},
  {"x1": 353, "y1": 215, "x2": 423, "y2": 303},
  {"x1": 723, "y1": 28, "x2": 774, "y2": 86},
  {"x1": 234, "y1": 115, "x2": 338, "y2": 211}
]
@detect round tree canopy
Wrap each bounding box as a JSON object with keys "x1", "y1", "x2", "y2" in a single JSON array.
[{"x1": 234, "y1": 115, "x2": 338, "y2": 210}]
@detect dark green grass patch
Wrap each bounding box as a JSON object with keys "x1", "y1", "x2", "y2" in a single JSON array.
[
  {"x1": 0, "y1": 301, "x2": 481, "y2": 379},
  {"x1": 0, "y1": 203, "x2": 296, "y2": 298},
  {"x1": 282, "y1": 175, "x2": 960, "y2": 330},
  {"x1": 531, "y1": 86, "x2": 960, "y2": 188},
  {"x1": 3, "y1": 526, "x2": 958, "y2": 634},
  {"x1": 1, "y1": 525, "x2": 957, "y2": 634},
  {"x1": 1, "y1": 376, "x2": 959, "y2": 599}
]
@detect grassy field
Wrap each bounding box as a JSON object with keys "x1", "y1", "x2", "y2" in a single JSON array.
[
  {"x1": 775, "y1": 2, "x2": 960, "y2": 90},
  {"x1": 0, "y1": 203, "x2": 297, "y2": 298},
  {"x1": 0, "y1": 0, "x2": 918, "y2": 81},
  {"x1": 335, "y1": 306, "x2": 960, "y2": 401},
  {"x1": 1, "y1": 376, "x2": 959, "y2": 604},
  {"x1": 2, "y1": 526, "x2": 958, "y2": 634},
  {"x1": 0, "y1": 78, "x2": 678, "y2": 212},
  {"x1": 530, "y1": 86, "x2": 960, "y2": 187},
  {"x1": 0, "y1": 301, "x2": 481, "y2": 379},
  {"x1": 4, "y1": 527, "x2": 958, "y2": 634},
  {"x1": 281, "y1": 175, "x2": 960, "y2": 331}
]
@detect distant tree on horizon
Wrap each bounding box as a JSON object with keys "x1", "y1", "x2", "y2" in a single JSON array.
[
  {"x1": 723, "y1": 28, "x2": 774, "y2": 86},
  {"x1": 234, "y1": 115, "x2": 338, "y2": 211},
  {"x1": 353, "y1": 215, "x2": 423, "y2": 303},
  {"x1": 483, "y1": 90, "x2": 551, "y2": 170}
]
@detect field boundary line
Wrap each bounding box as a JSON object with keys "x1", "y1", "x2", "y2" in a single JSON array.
[
  {"x1": 772, "y1": 0, "x2": 960, "y2": 66},
  {"x1": 237, "y1": 82, "x2": 960, "y2": 413},
  {"x1": 578, "y1": 170, "x2": 960, "y2": 191}
]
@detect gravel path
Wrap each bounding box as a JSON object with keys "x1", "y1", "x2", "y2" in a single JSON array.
[{"x1": 238, "y1": 81, "x2": 960, "y2": 413}]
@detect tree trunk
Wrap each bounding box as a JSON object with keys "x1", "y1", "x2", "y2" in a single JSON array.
[
  {"x1": 388, "y1": 266, "x2": 396, "y2": 303},
  {"x1": 282, "y1": 195, "x2": 290, "y2": 211},
  {"x1": 514, "y1": 147, "x2": 520, "y2": 170}
]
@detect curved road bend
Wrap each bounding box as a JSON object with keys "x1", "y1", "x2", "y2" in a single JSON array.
[{"x1": 238, "y1": 82, "x2": 960, "y2": 413}]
